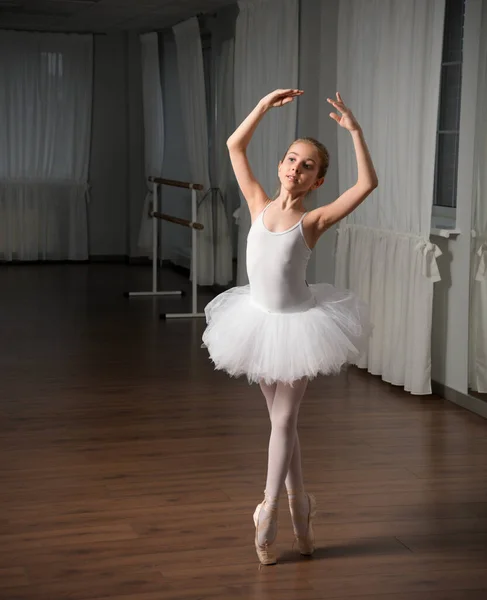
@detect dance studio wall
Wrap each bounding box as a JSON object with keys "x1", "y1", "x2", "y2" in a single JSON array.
[
  {"x1": 158, "y1": 0, "x2": 342, "y2": 277},
  {"x1": 431, "y1": 0, "x2": 482, "y2": 402},
  {"x1": 88, "y1": 32, "x2": 145, "y2": 259},
  {"x1": 298, "y1": 0, "x2": 340, "y2": 286},
  {"x1": 158, "y1": 29, "x2": 194, "y2": 268},
  {"x1": 158, "y1": 6, "x2": 238, "y2": 270}
]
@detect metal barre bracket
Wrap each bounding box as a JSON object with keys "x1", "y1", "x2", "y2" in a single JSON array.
[{"x1": 125, "y1": 178, "x2": 205, "y2": 320}]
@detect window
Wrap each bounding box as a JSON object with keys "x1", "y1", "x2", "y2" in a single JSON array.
[{"x1": 433, "y1": 0, "x2": 466, "y2": 221}]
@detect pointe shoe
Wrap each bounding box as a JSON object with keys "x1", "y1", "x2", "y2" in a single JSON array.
[
  {"x1": 288, "y1": 491, "x2": 317, "y2": 555},
  {"x1": 253, "y1": 498, "x2": 278, "y2": 566}
]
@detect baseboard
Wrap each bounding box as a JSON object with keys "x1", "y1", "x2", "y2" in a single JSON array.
[
  {"x1": 126, "y1": 256, "x2": 152, "y2": 265},
  {"x1": 91, "y1": 255, "x2": 165, "y2": 265},
  {"x1": 1, "y1": 256, "x2": 155, "y2": 265},
  {"x1": 90, "y1": 255, "x2": 129, "y2": 263},
  {"x1": 432, "y1": 380, "x2": 487, "y2": 419},
  {"x1": 0, "y1": 259, "x2": 90, "y2": 265}
]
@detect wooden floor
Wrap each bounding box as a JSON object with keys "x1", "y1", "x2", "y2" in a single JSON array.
[{"x1": 1, "y1": 263, "x2": 487, "y2": 600}]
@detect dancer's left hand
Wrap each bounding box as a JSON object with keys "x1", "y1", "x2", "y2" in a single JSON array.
[{"x1": 328, "y1": 93, "x2": 361, "y2": 132}]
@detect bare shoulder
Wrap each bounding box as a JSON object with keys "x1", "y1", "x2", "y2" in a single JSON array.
[{"x1": 250, "y1": 198, "x2": 272, "y2": 224}]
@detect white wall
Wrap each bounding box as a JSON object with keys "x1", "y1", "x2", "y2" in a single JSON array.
[{"x1": 431, "y1": 0, "x2": 482, "y2": 396}]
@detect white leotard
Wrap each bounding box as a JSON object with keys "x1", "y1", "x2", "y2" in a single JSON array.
[{"x1": 246, "y1": 203, "x2": 316, "y2": 314}]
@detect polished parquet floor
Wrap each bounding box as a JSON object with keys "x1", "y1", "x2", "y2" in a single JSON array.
[{"x1": 1, "y1": 263, "x2": 487, "y2": 600}]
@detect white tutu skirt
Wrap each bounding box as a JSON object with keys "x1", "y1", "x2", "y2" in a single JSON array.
[{"x1": 202, "y1": 283, "x2": 372, "y2": 385}]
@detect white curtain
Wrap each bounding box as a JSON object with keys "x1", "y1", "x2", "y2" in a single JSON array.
[
  {"x1": 234, "y1": 0, "x2": 299, "y2": 285},
  {"x1": 138, "y1": 33, "x2": 165, "y2": 255},
  {"x1": 213, "y1": 37, "x2": 238, "y2": 272},
  {"x1": 0, "y1": 31, "x2": 92, "y2": 261},
  {"x1": 469, "y1": 0, "x2": 487, "y2": 393},
  {"x1": 173, "y1": 17, "x2": 232, "y2": 286},
  {"x1": 334, "y1": 0, "x2": 445, "y2": 395}
]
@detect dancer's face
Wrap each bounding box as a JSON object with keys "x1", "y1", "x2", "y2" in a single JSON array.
[{"x1": 278, "y1": 142, "x2": 323, "y2": 194}]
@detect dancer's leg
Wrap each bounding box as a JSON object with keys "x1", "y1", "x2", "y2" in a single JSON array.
[
  {"x1": 265, "y1": 378, "x2": 308, "y2": 499},
  {"x1": 259, "y1": 381, "x2": 304, "y2": 493},
  {"x1": 256, "y1": 378, "x2": 308, "y2": 545},
  {"x1": 259, "y1": 380, "x2": 277, "y2": 416}
]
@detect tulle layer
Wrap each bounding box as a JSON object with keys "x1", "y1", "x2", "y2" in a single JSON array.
[{"x1": 202, "y1": 283, "x2": 372, "y2": 385}]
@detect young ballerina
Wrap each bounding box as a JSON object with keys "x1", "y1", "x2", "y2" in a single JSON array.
[{"x1": 202, "y1": 89, "x2": 378, "y2": 566}]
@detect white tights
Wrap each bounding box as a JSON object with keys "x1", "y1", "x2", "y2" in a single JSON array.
[{"x1": 257, "y1": 378, "x2": 309, "y2": 544}]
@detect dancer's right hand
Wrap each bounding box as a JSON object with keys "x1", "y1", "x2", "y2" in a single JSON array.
[{"x1": 259, "y1": 89, "x2": 303, "y2": 110}]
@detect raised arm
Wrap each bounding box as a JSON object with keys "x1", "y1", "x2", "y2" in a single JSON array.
[
  {"x1": 227, "y1": 89, "x2": 303, "y2": 218},
  {"x1": 310, "y1": 93, "x2": 378, "y2": 235}
]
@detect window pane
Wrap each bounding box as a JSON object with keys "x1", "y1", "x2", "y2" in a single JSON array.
[
  {"x1": 442, "y1": 0, "x2": 465, "y2": 63},
  {"x1": 439, "y1": 63, "x2": 462, "y2": 131},
  {"x1": 434, "y1": 133, "x2": 459, "y2": 208}
]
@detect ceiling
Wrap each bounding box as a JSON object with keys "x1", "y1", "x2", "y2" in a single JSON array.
[{"x1": 0, "y1": 0, "x2": 236, "y2": 33}]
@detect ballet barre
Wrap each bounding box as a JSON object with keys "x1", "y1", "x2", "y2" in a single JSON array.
[
  {"x1": 152, "y1": 211, "x2": 204, "y2": 230},
  {"x1": 126, "y1": 176, "x2": 206, "y2": 320}
]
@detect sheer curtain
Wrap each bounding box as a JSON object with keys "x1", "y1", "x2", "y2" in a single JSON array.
[
  {"x1": 469, "y1": 0, "x2": 487, "y2": 392},
  {"x1": 173, "y1": 17, "x2": 232, "y2": 286},
  {"x1": 213, "y1": 37, "x2": 238, "y2": 273},
  {"x1": 138, "y1": 32, "x2": 164, "y2": 255},
  {"x1": 0, "y1": 31, "x2": 92, "y2": 261},
  {"x1": 234, "y1": 0, "x2": 299, "y2": 285},
  {"x1": 334, "y1": 0, "x2": 445, "y2": 394}
]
